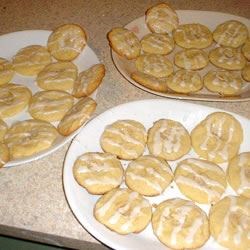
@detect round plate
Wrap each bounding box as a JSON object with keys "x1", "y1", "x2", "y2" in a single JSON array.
[
  {"x1": 111, "y1": 10, "x2": 250, "y2": 102},
  {"x1": 0, "y1": 30, "x2": 100, "y2": 167},
  {"x1": 63, "y1": 99, "x2": 250, "y2": 250}
]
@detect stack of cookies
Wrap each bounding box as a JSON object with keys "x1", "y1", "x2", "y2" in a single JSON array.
[{"x1": 0, "y1": 24, "x2": 105, "y2": 166}]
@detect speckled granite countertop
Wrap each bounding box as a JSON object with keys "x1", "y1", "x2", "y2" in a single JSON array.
[{"x1": 0, "y1": 1, "x2": 249, "y2": 249}]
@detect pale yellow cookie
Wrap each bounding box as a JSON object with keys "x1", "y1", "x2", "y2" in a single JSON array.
[
  {"x1": 0, "y1": 143, "x2": 9, "y2": 168},
  {"x1": 191, "y1": 112, "x2": 243, "y2": 163},
  {"x1": 174, "y1": 158, "x2": 227, "y2": 204},
  {"x1": 0, "y1": 57, "x2": 14, "y2": 85},
  {"x1": 4, "y1": 119, "x2": 58, "y2": 159},
  {"x1": 73, "y1": 152, "x2": 124, "y2": 195},
  {"x1": 125, "y1": 155, "x2": 173, "y2": 196},
  {"x1": 131, "y1": 71, "x2": 168, "y2": 93},
  {"x1": 94, "y1": 188, "x2": 152, "y2": 235},
  {"x1": 29, "y1": 90, "x2": 74, "y2": 122},
  {"x1": 242, "y1": 63, "x2": 250, "y2": 82},
  {"x1": 209, "y1": 195, "x2": 250, "y2": 250},
  {"x1": 209, "y1": 47, "x2": 246, "y2": 70},
  {"x1": 13, "y1": 45, "x2": 52, "y2": 76},
  {"x1": 242, "y1": 38, "x2": 250, "y2": 61},
  {"x1": 227, "y1": 152, "x2": 250, "y2": 198},
  {"x1": 0, "y1": 119, "x2": 8, "y2": 142},
  {"x1": 145, "y1": 3, "x2": 179, "y2": 34},
  {"x1": 100, "y1": 120, "x2": 147, "y2": 160},
  {"x1": 108, "y1": 27, "x2": 141, "y2": 60},
  {"x1": 47, "y1": 24, "x2": 87, "y2": 61},
  {"x1": 135, "y1": 54, "x2": 173, "y2": 78},
  {"x1": 166, "y1": 69, "x2": 203, "y2": 94},
  {"x1": 204, "y1": 70, "x2": 243, "y2": 96},
  {"x1": 140, "y1": 33, "x2": 174, "y2": 55},
  {"x1": 152, "y1": 198, "x2": 209, "y2": 250},
  {"x1": 72, "y1": 64, "x2": 105, "y2": 98},
  {"x1": 173, "y1": 23, "x2": 213, "y2": 49},
  {"x1": 213, "y1": 20, "x2": 249, "y2": 48},
  {"x1": 0, "y1": 83, "x2": 32, "y2": 119},
  {"x1": 174, "y1": 49, "x2": 209, "y2": 70},
  {"x1": 57, "y1": 97, "x2": 97, "y2": 136},
  {"x1": 37, "y1": 62, "x2": 78, "y2": 91},
  {"x1": 147, "y1": 119, "x2": 191, "y2": 161}
]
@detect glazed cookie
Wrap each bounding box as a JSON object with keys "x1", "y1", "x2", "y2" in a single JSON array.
[
  {"x1": 242, "y1": 63, "x2": 250, "y2": 82},
  {"x1": 174, "y1": 49, "x2": 209, "y2": 70},
  {"x1": 47, "y1": 24, "x2": 87, "y2": 61},
  {"x1": 57, "y1": 97, "x2": 97, "y2": 136},
  {"x1": 0, "y1": 119, "x2": 8, "y2": 142},
  {"x1": 13, "y1": 45, "x2": 52, "y2": 76},
  {"x1": 213, "y1": 20, "x2": 249, "y2": 48},
  {"x1": 191, "y1": 112, "x2": 243, "y2": 163},
  {"x1": 0, "y1": 83, "x2": 32, "y2": 119},
  {"x1": 73, "y1": 152, "x2": 123, "y2": 195},
  {"x1": 227, "y1": 152, "x2": 250, "y2": 198},
  {"x1": 209, "y1": 47, "x2": 246, "y2": 70},
  {"x1": 166, "y1": 69, "x2": 203, "y2": 94},
  {"x1": 135, "y1": 54, "x2": 173, "y2": 78},
  {"x1": 0, "y1": 57, "x2": 14, "y2": 85},
  {"x1": 4, "y1": 119, "x2": 58, "y2": 159},
  {"x1": 94, "y1": 188, "x2": 152, "y2": 235},
  {"x1": 140, "y1": 33, "x2": 174, "y2": 55},
  {"x1": 173, "y1": 23, "x2": 213, "y2": 49},
  {"x1": 108, "y1": 27, "x2": 141, "y2": 60},
  {"x1": 209, "y1": 195, "x2": 250, "y2": 250},
  {"x1": 147, "y1": 119, "x2": 191, "y2": 161},
  {"x1": 145, "y1": 3, "x2": 179, "y2": 34},
  {"x1": 37, "y1": 62, "x2": 78, "y2": 91},
  {"x1": 242, "y1": 38, "x2": 250, "y2": 61},
  {"x1": 29, "y1": 90, "x2": 74, "y2": 122},
  {"x1": 125, "y1": 155, "x2": 173, "y2": 196},
  {"x1": 174, "y1": 158, "x2": 227, "y2": 204},
  {"x1": 152, "y1": 198, "x2": 209, "y2": 250},
  {"x1": 100, "y1": 120, "x2": 147, "y2": 160},
  {"x1": 204, "y1": 70, "x2": 243, "y2": 96},
  {"x1": 73, "y1": 64, "x2": 105, "y2": 98},
  {"x1": 0, "y1": 143, "x2": 9, "y2": 168},
  {"x1": 131, "y1": 71, "x2": 168, "y2": 92}
]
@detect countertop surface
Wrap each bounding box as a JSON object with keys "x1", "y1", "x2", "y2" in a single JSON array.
[{"x1": 0, "y1": 1, "x2": 249, "y2": 249}]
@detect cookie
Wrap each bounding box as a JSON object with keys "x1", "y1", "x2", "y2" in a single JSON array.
[
  {"x1": 209, "y1": 47, "x2": 246, "y2": 70},
  {"x1": 147, "y1": 119, "x2": 191, "y2": 161},
  {"x1": 47, "y1": 24, "x2": 87, "y2": 61},
  {"x1": 191, "y1": 112, "x2": 243, "y2": 163},
  {"x1": 227, "y1": 152, "x2": 250, "y2": 198},
  {"x1": 125, "y1": 155, "x2": 173, "y2": 196},
  {"x1": 100, "y1": 120, "x2": 147, "y2": 160},
  {"x1": 57, "y1": 97, "x2": 97, "y2": 136},
  {"x1": 242, "y1": 63, "x2": 250, "y2": 82},
  {"x1": 174, "y1": 49, "x2": 208, "y2": 70},
  {"x1": 174, "y1": 158, "x2": 227, "y2": 204},
  {"x1": 152, "y1": 198, "x2": 209, "y2": 250},
  {"x1": 131, "y1": 71, "x2": 168, "y2": 93},
  {"x1": 37, "y1": 62, "x2": 78, "y2": 91},
  {"x1": 140, "y1": 33, "x2": 174, "y2": 55},
  {"x1": 173, "y1": 23, "x2": 213, "y2": 49},
  {"x1": 94, "y1": 188, "x2": 152, "y2": 235},
  {"x1": 73, "y1": 152, "x2": 123, "y2": 195},
  {"x1": 242, "y1": 38, "x2": 250, "y2": 61},
  {"x1": 4, "y1": 119, "x2": 58, "y2": 159},
  {"x1": 135, "y1": 54, "x2": 173, "y2": 78},
  {"x1": 145, "y1": 3, "x2": 179, "y2": 34},
  {"x1": 0, "y1": 57, "x2": 14, "y2": 85},
  {"x1": 29, "y1": 90, "x2": 74, "y2": 122},
  {"x1": 0, "y1": 143, "x2": 9, "y2": 168},
  {"x1": 213, "y1": 20, "x2": 249, "y2": 48},
  {"x1": 0, "y1": 83, "x2": 32, "y2": 119},
  {"x1": 166, "y1": 69, "x2": 203, "y2": 94},
  {"x1": 209, "y1": 195, "x2": 250, "y2": 250},
  {"x1": 72, "y1": 64, "x2": 105, "y2": 98},
  {"x1": 13, "y1": 45, "x2": 52, "y2": 76},
  {"x1": 108, "y1": 27, "x2": 141, "y2": 60},
  {"x1": 204, "y1": 70, "x2": 242, "y2": 96},
  {"x1": 0, "y1": 119, "x2": 8, "y2": 142}
]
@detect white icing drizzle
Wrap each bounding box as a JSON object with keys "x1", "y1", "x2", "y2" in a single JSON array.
[
  {"x1": 84, "y1": 177, "x2": 121, "y2": 186},
  {"x1": 186, "y1": 159, "x2": 223, "y2": 174},
  {"x1": 237, "y1": 154, "x2": 250, "y2": 194}
]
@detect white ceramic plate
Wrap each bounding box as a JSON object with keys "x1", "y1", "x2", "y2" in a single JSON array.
[
  {"x1": 111, "y1": 10, "x2": 250, "y2": 102},
  {"x1": 64, "y1": 99, "x2": 250, "y2": 250},
  {"x1": 0, "y1": 30, "x2": 100, "y2": 167}
]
